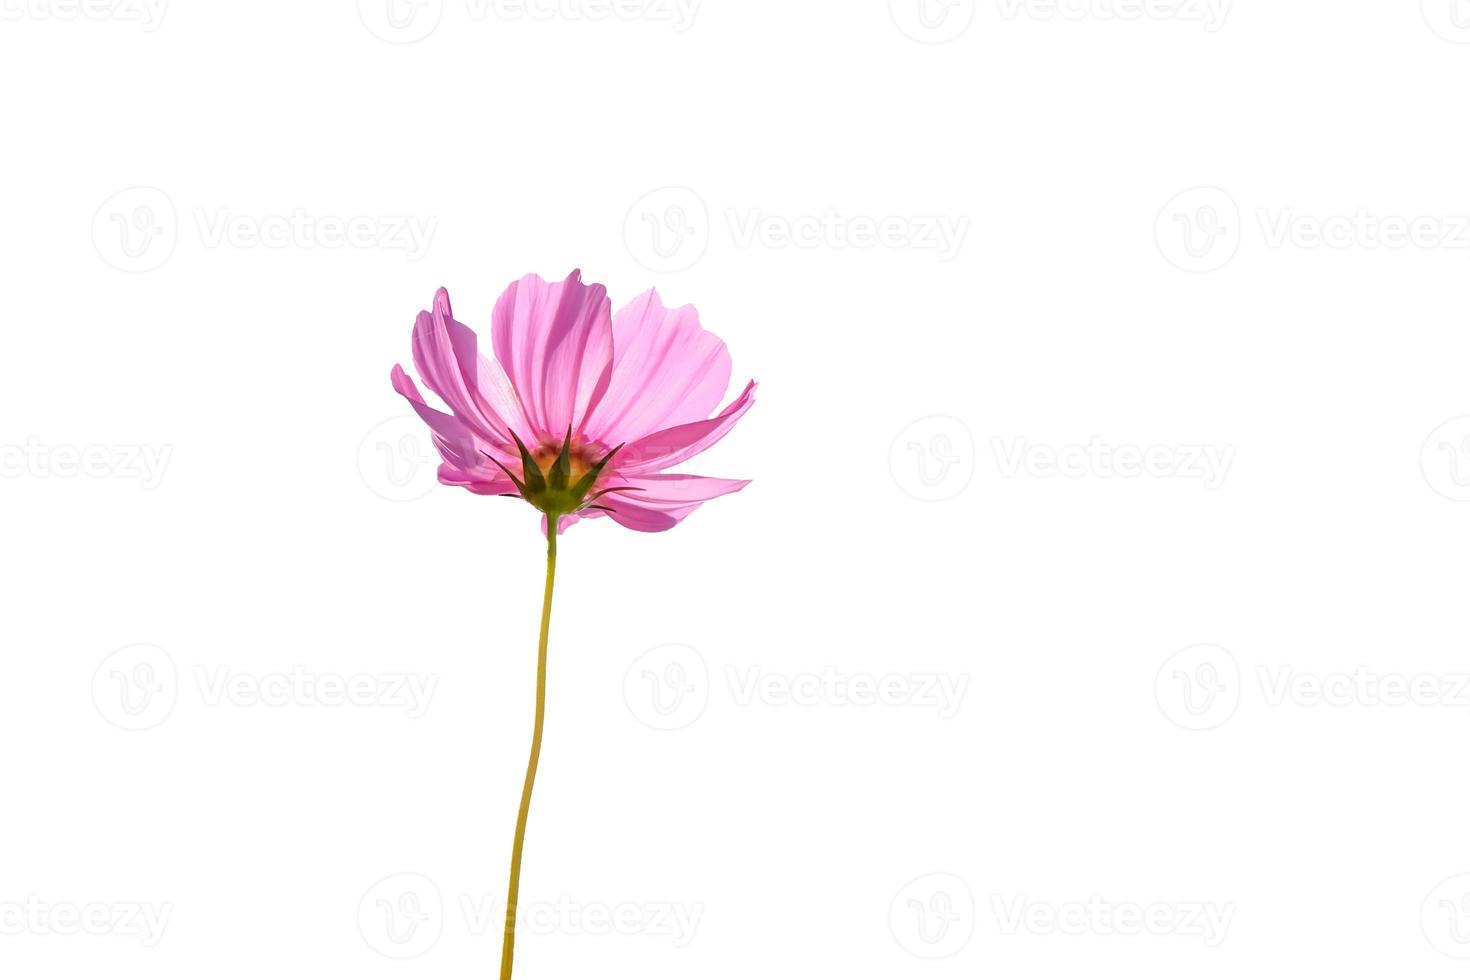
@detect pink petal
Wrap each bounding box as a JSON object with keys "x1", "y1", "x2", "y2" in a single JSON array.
[
  {"x1": 612, "y1": 473, "x2": 751, "y2": 506},
  {"x1": 391, "y1": 365, "x2": 516, "y2": 494},
  {"x1": 411, "y1": 287, "x2": 529, "y2": 460},
  {"x1": 601, "y1": 500, "x2": 685, "y2": 532},
  {"x1": 596, "y1": 474, "x2": 751, "y2": 532},
  {"x1": 439, "y1": 464, "x2": 519, "y2": 496},
  {"x1": 581, "y1": 289, "x2": 732, "y2": 447},
  {"x1": 491, "y1": 270, "x2": 613, "y2": 441},
  {"x1": 615, "y1": 381, "x2": 757, "y2": 475}
]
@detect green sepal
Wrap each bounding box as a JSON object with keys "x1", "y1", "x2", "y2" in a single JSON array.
[
  {"x1": 547, "y1": 426, "x2": 573, "y2": 491},
  {"x1": 483, "y1": 451, "x2": 527, "y2": 497},
  {"x1": 581, "y1": 485, "x2": 642, "y2": 506},
  {"x1": 507, "y1": 429, "x2": 546, "y2": 495},
  {"x1": 568, "y1": 443, "x2": 623, "y2": 501}
]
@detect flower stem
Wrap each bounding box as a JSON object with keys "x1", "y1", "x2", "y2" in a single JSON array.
[{"x1": 500, "y1": 516, "x2": 558, "y2": 980}]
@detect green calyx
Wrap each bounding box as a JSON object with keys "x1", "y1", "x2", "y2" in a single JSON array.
[{"x1": 486, "y1": 427, "x2": 629, "y2": 518}]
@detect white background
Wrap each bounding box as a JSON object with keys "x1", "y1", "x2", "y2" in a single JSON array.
[{"x1": 3, "y1": 1, "x2": 1470, "y2": 977}]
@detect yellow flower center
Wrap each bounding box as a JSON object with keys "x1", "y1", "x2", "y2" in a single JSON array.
[{"x1": 531, "y1": 441, "x2": 598, "y2": 487}]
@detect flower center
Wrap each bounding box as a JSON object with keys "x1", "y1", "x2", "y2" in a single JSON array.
[
  {"x1": 493, "y1": 430, "x2": 623, "y2": 517},
  {"x1": 531, "y1": 441, "x2": 598, "y2": 487}
]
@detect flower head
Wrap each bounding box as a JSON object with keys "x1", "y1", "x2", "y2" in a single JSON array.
[{"x1": 391, "y1": 270, "x2": 754, "y2": 532}]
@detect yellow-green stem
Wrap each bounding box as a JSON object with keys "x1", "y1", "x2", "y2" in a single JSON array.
[{"x1": 500, "y1": 516, "x2": 557, "y2": 980}]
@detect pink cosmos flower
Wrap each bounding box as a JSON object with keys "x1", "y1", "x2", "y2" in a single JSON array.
[
  {"x1": 390, "y1": 269, "x2": 754, "y2": 532},
  {"x1": 389, "y1": 269, "x2": 754, "y2": 980}
]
